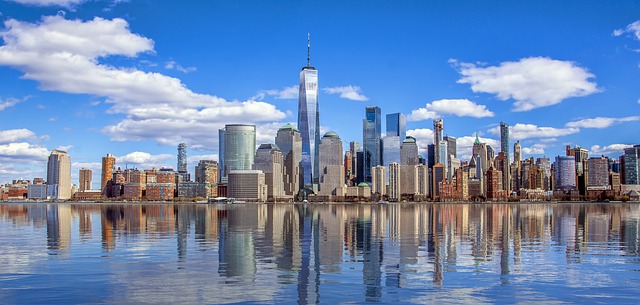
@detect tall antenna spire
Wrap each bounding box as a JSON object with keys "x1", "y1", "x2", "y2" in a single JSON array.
[{"x1": 307, "y1": 32, "x2": 311, "y2": 67}]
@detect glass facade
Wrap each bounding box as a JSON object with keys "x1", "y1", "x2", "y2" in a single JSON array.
[
  {"x1": 223, "y1": 124, "x2": 256, "y2": 178},
  {"x1": 298, "y1": 67, "x2": 320, "y2": 187},
  {"x1": 218, "y1": 128, "x2": 225, "y2": 183},
  {"x1": 177, "y1": 143, "x2": 187, "y2": 173},
  {"x1": 500, "y1": 122, "x2": 509, "y2": 160},
  {"x1": 386, "y1": 113, "x2": 406, "y2": 139},
  {"x1": 363, "y1": 106, "x2": 381, "y2": 183},
  {"x1": 623, "y1": 147, "x2": 639, "y2": 184}
]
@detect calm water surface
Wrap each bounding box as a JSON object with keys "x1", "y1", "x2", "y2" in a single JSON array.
[{"x1": 1, "y1": 202, "x2": 639, "y2": 304}]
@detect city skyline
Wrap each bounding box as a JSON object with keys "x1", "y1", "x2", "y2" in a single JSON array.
[{"x1": 1, "y1": 1, "x2": 640, "y2": 186}]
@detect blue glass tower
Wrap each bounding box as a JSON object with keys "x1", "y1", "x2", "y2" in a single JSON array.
[
  {"x1": 386, "y1": 113, "x2": 406, "y2": 139},
  {"x1": 298, "y1": 34, "x2": 320, "y2": 188},
  {"x1": 363, "y1": 106, "x2": 381, "y2": 183}
]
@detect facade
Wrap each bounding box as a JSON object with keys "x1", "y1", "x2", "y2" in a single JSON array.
[
  {"x1": 195, "y1": 160, "x2": 219, "y2": 198},
  {"x1": 472, "y1": 134, "x2": 488, "y2": 175},
  {"x1": 495, "y1": 152, "x2": 510, "y2": 194},
  {"x1": 228, "y1": 170, "x2": 267, "y2": 202},
  {"x1": 349, "y1": 141, "x2": 361, "y2": 185},
  {"x1": 444, "y1": 135, "x2": 457, "y2": 159},
  {"x1": 554, "y1": 156, "x2": 577, "y2": 190},
  {"x1": 388, "y1": 163, "x2": 400, "y2": 201},
  {"x1": 254, "y1": 144, "x2": 285, "y2": 199},
  {"x1": 382, "y1": 136, "x2": 401, "y2": 182},
  {"x1": 218, "y1": 128, "x2": 225, "y2": 183},
  {"x1": 363, "y1": 106, "x2": 382, "y2": 183},
  {"x1": 298, "y1": 35, "x2": 320, "y2": 188},
  {"x1": 400, "y1": 165, "x2": 418, "y2": 197},
  {"x1": 27, "y1": 184, "x2": 48, "y2": 200},
  {"x1": 433, "y1": 119, "x2": 443, "y2": 165},
  {"x1": 47, "y1": 150, "x2": 71, "y2": 200},
  {"x1": 371, "y1": 165, "x2": 386, "y2": 196},
  {"x1": 400, "y1": 137, "x2": 419, "y2": 165},
  {"x1": 513, "y1": 141, "x2": 522, "y2": 168},
  {"x1": 318, "y1": 132, "x2": 345, "y2": 196},
  {"x1": 222, "y1": 124, "x2": 256, "y2": 179},
  {"x1": 416, "y1": 164, "x2": 429, "y2": 198},
  {"x1": 500, "y1": 122, "x2": 509, "y2": 161},
  {"x1": 438, "y1": 140, "x2": 448, "y2": 168},
  {"x1": 79, "y1": 168, "x2": 92, "y2": 191},
  {"x1": 177, "y1": 143, "x2": 187, "y2": 173},
  {"x1": 101, "y1": 154, "x2": 116, "y2": 195},
  {"x1": 431, "y1": 163, "x2": 445, "y2": 200},
  {"x1": 276, "y1": 123, "x2": 302, "y2": 196},
  {"x1": 587, "y1": 157, "x2": 610, "y2": 188},
  {"x1": 386, "y1": 113, "x2": 406, "y2": 139},
  {"x1": 623, "y1": 146, "x2": 639, "y2": 184}
]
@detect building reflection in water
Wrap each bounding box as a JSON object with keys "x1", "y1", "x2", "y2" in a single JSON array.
[{"x1": 1, "y1": 202, "x2": 639, "y2": 303}]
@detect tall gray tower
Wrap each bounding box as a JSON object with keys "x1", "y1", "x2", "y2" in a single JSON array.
[{"x1": 297, "y1": 33, "x2": 320, "y2": 189}]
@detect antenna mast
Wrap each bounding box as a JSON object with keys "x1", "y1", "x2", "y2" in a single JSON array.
[{"x1": 307, "y1": 32, "x2": 311, "y2": 67}]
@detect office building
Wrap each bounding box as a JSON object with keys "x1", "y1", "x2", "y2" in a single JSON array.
[
  {"x1": 222, "y1": 124, "x2": 256, "y2": 179},
  {"x1": 298, "y1": 34, "x2": 320, "y2": 187},
  {"x1": 382, "y1": 135, "x2": 401, "y2": 175},
  {"x1": 228, "y1": 170, "x2": 267, "y2": 202},
  {"x1": 554, "y1": 156, "x2": 577, "y2": 190},
  {"x1": 276, "y1": 123, "x2": 303, "y2": 195},
  {"x1": 500, "y1": 122, "x2": 509, "y2": 161},
  {"x1": 427, "y1": 144, "x2": 435, "y2": 168},
  {"x1": 386, "y1": 113, "x2": 406, "y2": 139},
  {"x1": 444, "y1": 135, "x2": 456, "y2": 159},
  {"x1": 587, "y1": 157, "x2": 610, "y2": 188},
  {"x1": 472, "y1": 134, "x2": 488, "y2": 174},
  {"x1": 363, "y1": 106, "x2": 382, "y2": 183},
  {"x1": 177, "y1": 143, "x2": 187, "y2": 173},
  {"x1": 195, "y1": 160, "x2": 218, "y2": 198},
  {"x1": 218, "y1": 128, "x2": 225, "y2": 183},
  {"x1": 371, "y1": 165, "x2": 386, "y2": 196},
  {"x1": 400, "y1": 137, "x2": 419, "y2": 165},
  {"x1": 433, "y1": 119, "x2": 443, "y2": 164},
  {"x1": 79, "y1": 168, "x2": 92, "y2": 191},
  {"x1": 47, "y1": 150, "x2": 71, "y2": 200},
  {"x1": 623, "y1": 146, "x2": 640, "y2": 184},
  {"x1": 254, "y1": 144, "x2": 285, "y2": 200},
  {"x1": 101, "y1": 154, "x2": 116, "y2": 195},
  {"x1": 318, "y1": 132, "x2": 345, "y2": 196}
]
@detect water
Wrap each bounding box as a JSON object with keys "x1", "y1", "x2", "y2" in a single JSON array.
[{"x1": 1, "y1": 202, "x2": 639, "y2": 304}]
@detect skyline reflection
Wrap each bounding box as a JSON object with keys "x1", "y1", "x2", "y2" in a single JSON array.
[{"x1": 1, "y1": 202, "x2": 639, "y2": 304}]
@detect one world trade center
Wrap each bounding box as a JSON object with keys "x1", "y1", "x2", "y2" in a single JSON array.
[{"x1": 298, "y1": 33, "x2": 320, "y2": 190}]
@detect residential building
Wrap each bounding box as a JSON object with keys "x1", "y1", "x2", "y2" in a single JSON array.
[{"x1": 47, "y1": 150, "x2": 71, "y2": 200}]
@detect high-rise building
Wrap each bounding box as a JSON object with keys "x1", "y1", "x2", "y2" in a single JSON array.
[
  {"x1": 371, "y1": 165, "x2": 386, "y2": 196},
  {"x1": 218, "y1": 128, "x2": 225, "y2": 183},
  {"x1": 433, "y1": 119, "x2": 443, "y2": 164},
  {"x1": 382, "y1": 136, "x2": 401, "y2": 178},
  {"x1": 400, "y1": 137, "x2": 419, "y2": 166},
  {"x1": 571, "y1": 146, "x2": 589, "y2": 176},
  {"x1": 177, "y1": 143, "x2": 187, "y2": 173},
  {"x1": 386, "y1": 113, "x2": 406, "y2": 139},
  {"x1": 47, "y1": 150, "x2": 71, "y2": 200},
  {"x1": 349, "y1": 141, "x2": 361, "y2": 185},
  {"x1": 514, "y1": 141, "x2": 522, "y2": 165},
  {"x1": 554, "y1": 156, "x2": 576, "y2": 190},
  {"x1": 195, "y1": 160, "x2": 218, "y2": 184},
  {"x1": 472, "y1": 134, "x2": 488, "y2": 174},
  {"x1": 101, "y1": 154, "x2": 116, "y2": 194},
  {"x1": 536, "y1": 158, "x2": 551, "y2": 190},
  {"x1": 438, "y1": 140, "x2": 448, "y2": 167},
  {"x1": 276, "y1": 123, "x2": 302, "y2": 195},
  {"x1": 79, "y1": 168, "x2": 92, "y2": 191},
  {"x1": 363, "y1": 106, "x2": 382, "y2": 183},
  {"x1": 486, "y1": 166, "x2": 502, "y2": 200},
  {"x1": 427, "y1": 144, "x2": 436, "y2": 168},
  {"x1": 444, "y1": 135, "x2": 456, "y2": 159},
  {"x1": 298, "y1": 33, "x2": 320, "y2": 188},
  {"x1": 495, "y1": 152, "x2": 510, "y2": 194},
  {"x1": 254, "y1": 144, "x2": 285, "y2": 199},
  {"x1": 227, "y1": 170, "x2": 267, "y2": 202},
  {"x1": 587, "y1": 157, "x2": 609, "y2": 187},
  {"x1": 222, "y1": 124, "x2": 256, "y2": 179},
  {"x1": 500, "y1": 122, "x2": 509, "y2": 161},
  {"x1": 431, "y1": 163, "x2": 445, "y2": 200},
  {"x1": 318, "y1": 132, "x2": 345, "y2": 196},
  {"x1": 623, "y1": 146, "x2": 640, "y2": 184},
  {"x1": 388, "y1": 163, "x2": 400, "y2": 201}
]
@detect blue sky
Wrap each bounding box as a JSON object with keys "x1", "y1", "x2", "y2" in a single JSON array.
[{"x1": 1, "y1": 0, "x2": 639, "y2": 188}]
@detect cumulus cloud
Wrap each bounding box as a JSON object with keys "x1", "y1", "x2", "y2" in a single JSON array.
[
  {"x1": 407, "y1": 99, "x2": 494, "y2": 121},
  {"x1": 0, "y1": 15, "x2": 286, "y2": 147},
  {"x1": 453, "y1": 57, "x2": 599, "y2": 111},
  {"x1": 323, "y1": 85, "x2": 369, "y2": 101},
  {"x1": 253, "y1": 86, "x2": 298, "y2": 100},
  {"x1": 489, "y1": 123, "x2": 579, "y2": 140},
  {"x1": 613, "y1": 20, "x2": 640, "y2": 40},
  {"x1": 117, "y1": 152, "x2": 173, "y2": 169},
  {"x1": 165, "y1": 60, "x2": 196, "y2": 73},
  {"x1": 565, "y1": 116, "x2": 640, "y2": 128},
  {"x1": 521, "y1": 143, "x2": 546, "y2": 156},
  {"x1": 406, "y1": 128, "x2": 434, "y2": 154},
  {"x1": 590, "y1": 144, "x2": 634, "y2": 156},
  {"x1": 0, "y1": 129, "x2": 37, "y2": 144},
  {"x1": 0, "y1": 142, "x2": 50, "y2": 162},
  {"x1": 0, "y1": 98, "x2": 22, "y2": 111},
  {"x1": 7, "y1": 0, "x2": 84, "y2": 7}
]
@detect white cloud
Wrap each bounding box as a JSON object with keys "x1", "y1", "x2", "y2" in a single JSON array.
[
  {"x1": 71, "y1": 162, "x2": 101, "y2": 171},
  {"x1": 0, "y1": 98, "x2": 22, "y2": 111},
  {"x1": 407, "y1": 99, "x2": 493, "y2": 121},
  {"x1": 614, "y1": 20, "x2": 640, "y2": 40},
  {"x1": 521, "y1": 143, "x2": 546, "y2": 156},
  {"x1": 165, "y1": 60, "x2": 196, "y2": 73},
  {"x1": 0, "y1": 129, "x2": 37, "y2": 144},
  {"x1": 117, "y1": 152, "x2": 173, "y2": 169},
  {"x1": 489, "y1": 123, "x2": 579, "y2": 140},
  {"x1": 187, "y1": 154, "x2": 218, "y2": 163},
  {"x1": 565, "y1": 116, "x2": 640, "y2": 129},
  {"x1": 0, "y1": 142, "x2": 50, "y2": 162},
  {"x1": 253, "y1": 86, "x2": 298, "y2": 100},
  {"x1": 590, "y1": 144, "x2": 633, "y2": 156},
  {"x1": 323, "y1": 85, "x2": 369, "y2": 101},
  {"x1": 7, "y1": 0, "x2": 84, "y2": 7},
  {"x1": 56, "y1": 145, "x2": 73, "y2": 151},
  {"x1": 454, "y1": 57, "x2": 599, "y2": 111},
  {"x1": 406, "y1": 128, "x2": 434, "y2": 155},
  {"x1": 0, "y1": 15, "x2": 286, "y2": 146}
]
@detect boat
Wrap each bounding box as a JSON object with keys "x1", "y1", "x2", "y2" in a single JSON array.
[{"x1": 207, "y1": 197, "x2": 236, "y2": 204}]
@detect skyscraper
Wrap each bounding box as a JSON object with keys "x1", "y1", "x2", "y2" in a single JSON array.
[
  {"x1": 318, "y1": 131, "x2": 345, "y2": 196},
  {"x1": 500, "y1": 122, "x2": 509, "y2": 161},
  {"x1": 101, "y1": 153, "x2": 115, "y2": 195},
  {"x1": 443, "y1": 135, "x2": 456, "y2": 159},
  {"x1": 47, "y1": 150, "x2": 71, "y2": 200},
  {"x1": 254, "y1": 144, "x2": 285, "y2": 199},
  {"x1": 400, "y1": 137, "x2": 419, "y2": 166},
  {"x1": 218, "y1": 128, "x2": 225, "y2": 183},
  {"x1": 79, "y1": 168, "x2": 92, "y2": 191},
  {"x1": 554, "y1": 156, "x2": 577, "y2": 190},
  {"x1": 275, "y1": 123, "x2": 302, "y2": 196},
  {"x1": 363, "y1": 106, "x2": 382, "y2": 183},
  {"x1": 386, "y1": 113, "x2": 406, "y2": 139},
  {"x1": 177, "y1": 143, "x2": 187, "y2": 173},
  {"x1": 623, "y1": 146, "x2": 640, "y2": 184},
  {"x1": 298, "y1": 33, "x2": 320, "y2": 188},
  {"x1": 349, "y1": 141, "x2": 361, "y2": 184},
  {"x1": 433, "y1": 119, "x2": 443, "y2": 164},
  {"x1": 222, "y1": 124, "x2": 256, "y2": 178}
]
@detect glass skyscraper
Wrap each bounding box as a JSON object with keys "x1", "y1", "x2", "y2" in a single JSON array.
[
  {"x1": 363, "y1": 106, "x2": 381, "y2": 183},
  {"x1": 386, "y1": 113, "x2": 406, "y2": 139},
  {"x1": 500, "y1": 122, "x2": 509, "y2": 161},
  {"x1": 222, "y1": 124, "x2": 256, "y2": 178},
  {"x1": 298, "y1": 34, "x2": 320, "y2": 188}
]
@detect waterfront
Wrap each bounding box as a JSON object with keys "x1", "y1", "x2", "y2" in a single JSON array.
[{"x1": 1, "y1": 202, "x2": 639, "y2": 304}]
